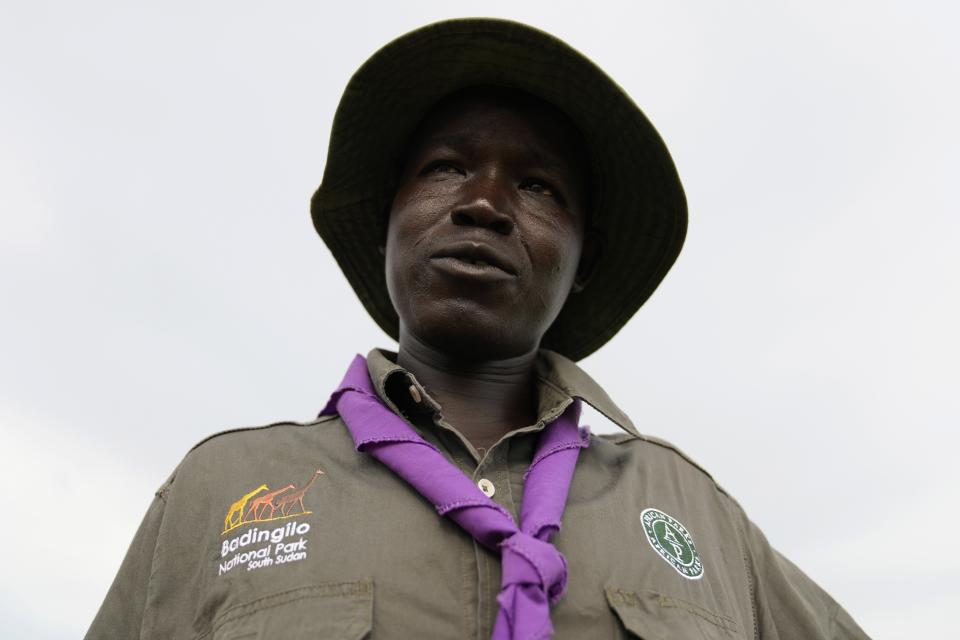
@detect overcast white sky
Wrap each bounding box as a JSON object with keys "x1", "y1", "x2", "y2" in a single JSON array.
[{"x1": 1, "y1": 1, "x2": 957, "y2": 637}]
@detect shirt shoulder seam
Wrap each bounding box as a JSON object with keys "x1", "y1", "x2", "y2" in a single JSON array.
[
  {"x1": 187, "y1": 413, "x2": 340, "y2": 453},
  {"x1": 612, "y1": 433, "x2": 735, "y2": 498},
  {"x1": 155, "y1": 415, "x2": 340, "y2": 496},
  {"x1": 143, "y1": 413, "x2": 342, "y2": 635}
]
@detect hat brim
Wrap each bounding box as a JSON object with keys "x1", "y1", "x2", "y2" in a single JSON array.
[{"x1": 311, "y1": 18, "x2": 687, "y2": 361}]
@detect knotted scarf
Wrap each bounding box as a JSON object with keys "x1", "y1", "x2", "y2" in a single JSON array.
[{"x1": 321, "y1": 355, "x2": 589, "y2": 640}]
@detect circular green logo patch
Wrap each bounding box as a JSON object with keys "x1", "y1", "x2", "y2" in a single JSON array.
[{"x1": 641, "y1": 508, "x2": 704, "y2": 580}]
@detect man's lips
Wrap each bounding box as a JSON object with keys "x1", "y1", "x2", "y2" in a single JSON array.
[{"x1": 430, "y1": 241, "x2": 519, "y2": 276}]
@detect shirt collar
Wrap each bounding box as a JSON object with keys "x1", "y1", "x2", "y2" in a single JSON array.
[{"x1": 364, "y1": 348, "x2": 639, "y2": 437}]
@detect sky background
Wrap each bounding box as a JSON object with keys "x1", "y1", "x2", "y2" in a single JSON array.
[{"x1": 1, "y1": 1, "x2": 957, "y2": 637}]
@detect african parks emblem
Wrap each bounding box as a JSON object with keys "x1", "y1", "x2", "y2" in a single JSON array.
[{"x1": 641, "y1": 508, "x2": 704, "y2": 580}]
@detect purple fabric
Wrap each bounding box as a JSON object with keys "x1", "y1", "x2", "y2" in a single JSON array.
[{"x1": 321, "y1": 355, "x2": 590, "y2": 640}]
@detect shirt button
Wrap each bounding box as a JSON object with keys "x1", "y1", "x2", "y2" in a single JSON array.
[
  {"x1": 477, "y1": 478, "x2": 496, "y2": 498},
  {"x1": 408, "y1": 384, "x2": 422, "y2": 404}
]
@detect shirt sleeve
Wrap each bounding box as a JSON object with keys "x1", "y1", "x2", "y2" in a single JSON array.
[
  {"x1": 84, "y1": 490, "x2": 167, "y2": 640},
  {"x1": 732, "y1": 502, "x2": 871, "y2": 640}
]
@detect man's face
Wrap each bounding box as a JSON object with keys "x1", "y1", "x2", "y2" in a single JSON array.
[{"x1": 386, "y1": 89, "x2": 588, "y2": 360}]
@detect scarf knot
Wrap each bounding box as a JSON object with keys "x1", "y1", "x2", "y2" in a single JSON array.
[
  {"x1": 494, "y1": 531, "x2": 567, "y2": 640},
  {"x1": 499, "y1": 531, "x2": 568, "y2": 605}
]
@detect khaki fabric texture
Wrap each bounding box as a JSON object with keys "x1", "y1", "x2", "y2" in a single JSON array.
[{"x1": 86, "y1": 349, "x2": 869, "y2": 640}]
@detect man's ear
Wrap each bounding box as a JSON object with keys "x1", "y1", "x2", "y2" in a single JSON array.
[{"x1": 572, "y1": 227, "x2": 603, "y2": 293}]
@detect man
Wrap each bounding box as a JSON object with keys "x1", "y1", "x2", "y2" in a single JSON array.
[{"x1": 87, "y1": 19, "x2": 868, "y2": 639}]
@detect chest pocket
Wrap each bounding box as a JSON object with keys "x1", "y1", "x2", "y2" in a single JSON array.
[
  {"x1": 208, "y1": 580, "x2": 373, "y2": 640},
  {"x1": 605, "y1": 586, "x2": 742, "y2": 640}
]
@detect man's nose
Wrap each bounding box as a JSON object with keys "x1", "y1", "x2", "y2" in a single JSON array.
[{"x1": 450, "y1": 178, "x2": 514, "y2": 235}]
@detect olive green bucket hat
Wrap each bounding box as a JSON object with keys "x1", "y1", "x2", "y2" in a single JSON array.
[{"x1": 311, "y1": 18, "x2": 686, "y2": 361}]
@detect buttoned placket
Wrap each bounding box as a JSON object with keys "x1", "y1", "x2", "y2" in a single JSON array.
[
  {"x1": 426, "y1": 413, "x2": 514, "y2": 640},
  {"x1": 474, "y1": 441, "x2": 512, "y2": 640},
  {"x1": 432, "y1": 409, "x2": 586, "y2": 640},
  {"x1": 376, "y1": 365, "x2": 578, "y2": 640}
]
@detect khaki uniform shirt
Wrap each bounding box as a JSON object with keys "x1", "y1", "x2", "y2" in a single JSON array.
[{"x1": 87, "y1": 349, "x2": 868, "y2": 639}]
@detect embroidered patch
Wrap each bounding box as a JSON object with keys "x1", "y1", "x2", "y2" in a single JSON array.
[
  {"x1": 218, "y1": 469, "x2": 325, "y2": 576},
  {"x1": 641, "y1": 508, "x2": 704, "y2": 580}
]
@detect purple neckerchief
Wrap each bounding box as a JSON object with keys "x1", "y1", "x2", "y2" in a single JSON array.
[{"x1": 320, "y1": 355, "x2": 589, "y2": 640}]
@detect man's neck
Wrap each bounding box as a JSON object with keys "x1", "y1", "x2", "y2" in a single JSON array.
[{"x1": 396, "y1": 334, "x2": 539, "y2": 453}]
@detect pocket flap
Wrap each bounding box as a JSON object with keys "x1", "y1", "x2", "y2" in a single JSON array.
[
  {"x1": 211, "y1": 580, "x2": 373, "y2": 640},
  {"x1": 605, "y1": 586, "x2": 739, "y2": 639}
]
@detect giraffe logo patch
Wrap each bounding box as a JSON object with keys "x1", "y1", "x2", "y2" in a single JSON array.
[
  {"x1": 641, "y1": 508, "x2": 704, "y2": 580},
  {"x1": 218, "y1": 469, "x2": 325, "y2": 576}
]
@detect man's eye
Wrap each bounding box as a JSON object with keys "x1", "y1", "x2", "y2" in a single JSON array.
[
  {"x1": 520, "y1": 179, "x2": 557, "y2": 198},
  {"x1": 422, "y1": 161, "x2": 462, "y2": 175}
]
